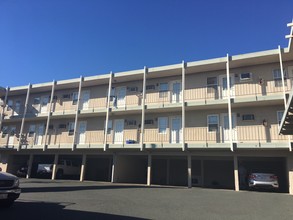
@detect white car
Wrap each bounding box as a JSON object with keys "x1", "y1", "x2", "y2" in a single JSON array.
[
  {"x1": 0, "y1": 171, "x2": 21, "y2": 207},
  {"x1": 248, "y1": 173, "x2": 279, "y2": 190}
]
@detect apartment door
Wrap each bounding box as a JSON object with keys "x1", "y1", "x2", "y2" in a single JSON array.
[
  {"x1": 171, "y1": 81, "x2": 182, "y2": 103},
  {"x1": 34, "y1": 124, "x2": 44, "y2": 145},
  {"x1": 8, "y1": 126, "x2": 16, "y2": 146},
  {"x1": 116, "y1": 87, "x2": 126, "y2": 107},
  {"x1": 219, "y1": 75, "x2": 235, "y2": 99},
  {"x1": 40, "y1": 96, "x2": 49, "y2": 113},
  {"x1": 13, "y1": 101, "x2": 21, "y2": 116},
  {"x1": 221, "y1": 113, "x2": 237, "y2": 143},
  {"x1": 77, "y1": 121, "x2": 87, "y2": 144},
  {"x1": 80, "y1": 91, "x2": 90, "y2": 110},
  {"x1": 170, "y1": 116, "x2": 182, "y2": 143},
  {"x1": 113, "y1": 119, "x2": 124, "y2": 144}
]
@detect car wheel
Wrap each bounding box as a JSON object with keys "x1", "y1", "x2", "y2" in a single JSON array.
[{"x1": 56, "y1": 169, "x2": 63, "y2": 179}]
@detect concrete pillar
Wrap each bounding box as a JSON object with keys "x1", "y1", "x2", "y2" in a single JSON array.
[
  {"x1": 26, "y1": 154, "x2": 33, "y2": 179},
  {"x1": 147, "y1": 154, "x2": 152, "y2": 186},
  {"x1": 140, "y1": 67, "x2": 147, "y2": 151},
  {"x1": 80, "y1": 154, "x2": 87, "y2": 182},
  {"x1": 233, "y1": 155, "x2": 239, "y2": 191},
  {"x1": 104, "y1": 72, "x2": 113, "y2": 151},
  {"x1": 111, "y1": 154, "x2": 116, "y2": 183},
  {"x1": 166, "y1": 159, "x2": 170, "y2": 185},
  {"x1": 51, "y1": 154, "x2": 59, "y2": 180},
  {"x1": 181, "y1": 61, "x2": 186, "y2": 151},
  {"x1": 287, "y1": 155, "x2": 293, "y2": 195},
  {"x1": 187, "y1": 155, "x2": 192, "y2": 188}
]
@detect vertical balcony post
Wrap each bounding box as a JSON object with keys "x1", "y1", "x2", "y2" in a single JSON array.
[
  {"x1": 26, "y1": 153, "x2": 33, "y2": 179},
  {"x1": 72, "y1": 76, "x2": 83, "y2": 151},
  {"x1": 104, "y1": 72, "x2": 113, "y2": 151},
  {"x1": 147, "y1": 153, "x2": 152, "y2": 186},
  {"x1": 18, "y1": 84, "x2": 31, "y2": 151},
  {"x1": 187, "y1": 154, "x2": 192, "y2": 188},
  {"x1": 226, "y1": 54, "x2": 233, "y2": 152},
  {"x1": 182, "y1": 61, "x2": 186, "y2": 151},
  {"x1": 278, "y1": 45, "x2": 291, "y2": 151},
  {"x1": 0, "y1": 87, "x2": 9, "y2": 133},
  {"x1": 233, "y1": 155, "x2": 239, "y2": 191},
  {"x1": 51, "y1": 153, "x2": 59, "y2": 180},
  {"x1": 43, "y1": 80, "x2": 56, "y2": 151},
  {"x1": 140, "y1": 67, "x2": 147, "y2": 151},
  {"x1": 80, "y1": 153, "x2": 87, "y2": 181}
]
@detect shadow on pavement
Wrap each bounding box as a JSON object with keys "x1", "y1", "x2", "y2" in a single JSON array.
[{"x1": 0, "y1": 200, "x2": 147, "y2": 220}]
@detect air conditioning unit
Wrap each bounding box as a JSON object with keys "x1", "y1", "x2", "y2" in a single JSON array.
[{"x1": 240, "y1": 72, "x2": 252, "y2": 81}]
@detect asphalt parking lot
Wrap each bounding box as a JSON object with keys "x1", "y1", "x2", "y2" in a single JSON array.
[{"x1": 1, "y1": 178, "x2": 293, "y2": 220}]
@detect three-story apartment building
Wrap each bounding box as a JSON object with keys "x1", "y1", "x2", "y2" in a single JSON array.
[{"x1": 1, "y1": 21, "x2": 293, "y2": 193}]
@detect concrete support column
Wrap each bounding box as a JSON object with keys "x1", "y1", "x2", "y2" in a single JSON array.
[
  {"x1": 166, "y1": 159, "x2": 170, "y2": 185},
  {"x1": 26, "y1": 154, "x2": 33, "y2": 179},
  {"x1": 147, "y1": 154, "x2": 152, "y2": 186},
  {"x1": 51, "y1": 154, "x2": 59, "y2": 180},
  {"x1": 287, "y1": 155, "x2": 293, "y2": 195},
  {"x1": 80, "y1": 154, "x2": 87, "y2": 182},
  {"x1": 226, "y1": 54, "x2": 233, "y2": 152},
  {"x1": 233, "y1": 155, "x2": 239, "y2": 191},
  {"x1": 187, "y1": 155, "x2": 192, "y2": 188},
  {"x1": 111, "y1": 154, "x2": 116, "y2": 183}
]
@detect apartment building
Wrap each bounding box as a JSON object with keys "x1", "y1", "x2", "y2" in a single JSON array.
[{"x1": 1, "y1": 21, "x2": 293, "y2": 193}]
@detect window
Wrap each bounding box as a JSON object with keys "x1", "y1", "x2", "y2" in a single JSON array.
[
  {"x1": 207, "y1": 115, "x2": 219, "y2": 132},
  {"x1": 207, "y1": 77, "x2": 217, "y2": 93},
  {"x1": 28, "y1": 125, "x2": 36, "y2": 137},
  {"x1": 33, "y1": 98, "x2": 40, "y2": 105},
  {"x1": 72, "y1": 92, "x2": 78, "y2": 105},
  {"x1": 128, "y1": 87, "x2": 138, "y2": 92},
  {"x1": 158, "y1": 117, "x2": 168, "y2": 134},
  {"x1": 240, "y1": 73, "x2": 252, "y2": 81},
  {"x1": 273, "y1": 69, "x2": 287, "y2": 87},
  {"x1": 159, "y1": 83, "x2": 168, "y2": 98},
  {"x1": 107, "y1": 120, "x2": 112, "y2": 134},
  {"x1": 59, "y1": 124, "x2": 67, "y2": 129},
  {"x1": 1, "y1": 126, "x2": 8, "y2": 137},
  {"x1": 63, "y1": 94, "x2": 71, "y2": 99},
  {"x1": 68, "y1": 122, "x2": 75, "y2": 135},
  {"x1": 126, "y1": 120, "x2": 136, "y2": 126},
  {"x1": 277, "y1": 111, "x2": 284, "y2": 125},
  {"x1": 145, "y1": 119, "x2": 154, "y2": 125},
  {"x1": 7, "y1": 100, "x2": 13, "y2": 111},
  {"x1": 242, "y1": 114, "x2": 255, "y2": 121},
  {"x1": 10, "y1": 127, "x2": 16, "y2": 135},
  {"x1": 146, "y1": 85, "x2": 155, "y2": 90}
]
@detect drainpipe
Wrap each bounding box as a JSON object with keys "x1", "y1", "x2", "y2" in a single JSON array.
[
  {"x1": 226, "y1": 54, "x2": 233, "y2": 152},
  {"x1": 140, "y1": 67, "x2": 147, "y2": 151},
  {"x1": 0, "y1": 87, "x2": 9, "y2": 133},
  {"x1": 182, "y1": 61, "x2": 186, "y2": 151},
  {"x1": 104, "y1": 72, "x2": 113, "y2": 151},
  {"x1": 43, "y1": 80, "x2": 56, "y2": 151},
  {"x1": 72, "y1": 76, "x2": 83, "y2": 151},
  {"x1": 18, "y1": 84, "x2": 31, "y2": 151}
]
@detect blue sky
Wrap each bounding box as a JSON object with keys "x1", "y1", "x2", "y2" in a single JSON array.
[{"x1": 0, "y1": 0, "x2": 293, "y2": 87}]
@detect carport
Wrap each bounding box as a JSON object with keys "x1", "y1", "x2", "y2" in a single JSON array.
[
  {"x1": 113, "y1": 155, "x2": 147, "y2": 184},
  {"x1": 238, "y1": 157, "x2": 288, "y2": 192},
  {"x1": 7, "y1": 154, "x2": 30, "y2": 176},
  {"x1": 31, "y1": 154, "x2": 55, "y2": 178},
  {"x1": 152, "y1": 156, "x2": 188, "y2": 186},
  {"x1": 85, "y1": 155, "x2": 112, "y2": 182},
  {"x1": 55, "y1": 155, "x2": 82, "y2": 180},
  {"x1": 203, "y1": 158, "x2": 234, "y2": 190}
]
